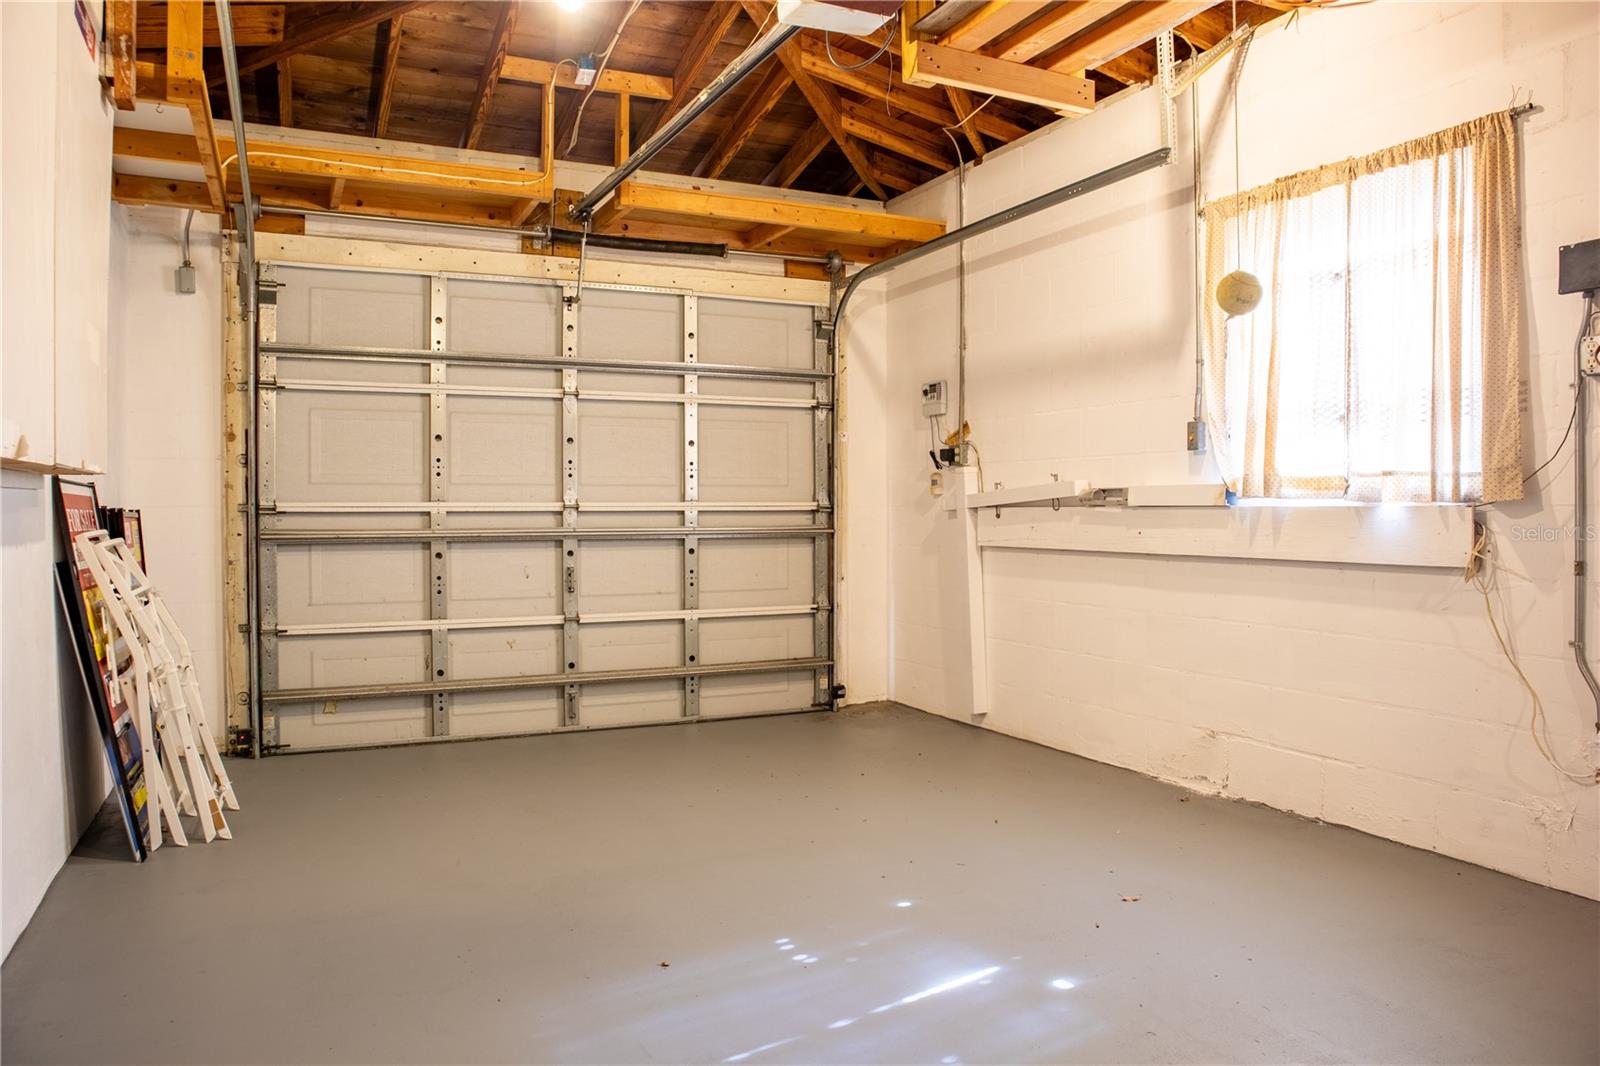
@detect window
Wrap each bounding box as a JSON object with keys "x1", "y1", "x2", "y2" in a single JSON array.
[{"x1": 1202, "y1": 111, "x2": 1523, "y2": 503}]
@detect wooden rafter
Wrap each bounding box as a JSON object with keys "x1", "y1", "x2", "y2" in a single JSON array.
[
  {"x1": 1039, "y1": 0, "x2": 1213, "y2": 73},
  {"x1": 208, "y1": 1, "x2": 427, "y2": 86},
  {"x1": 937, "y1": 1, "x2": 1051, "y2": 51},
  {"x1": 905, "y1": 38, "x2": 1095, "y2": 114},
  {"x1": 795, "y1": 36, "x2": 1028, "y2": 144},
  {"x1": 463, "y1": 1, "x2": 518, "y2": 151},
  {"x1": 138, "y1": 3, "x2": 284, "y2": 46},
  {"x1": 838, "y1": 97, "x2": 953, "y2": 171},
  {"x1": 501, "y1": 57, "x2": 671, "y2": 100},
  {"x1": 944, "y1": 86, "x2": 986, "y2": 161},
  {"x1": 614, "y1": 93, "x2": 630, "y2": 166},
  {"x1": 637, "y1": 0, "x2": 743, "y2": 140},
  {"x1": 764, "y1": 121, "x2": 831, "y2": 189},
  {"x1": 373, "y1": 16, "x2": 404, "y2": 137},
  {"x1": 591, "y1": 179, "x2": 945, "y2": 245},
  {"x1": 740, "y1": 0, "x2": 885, "y2": 199},
  {"x1": 697, "y1": 62, "x2": 792, "y2": 179},
  {"x1": 984, "y1": 1, "x2": 1125, "y2": 63}
]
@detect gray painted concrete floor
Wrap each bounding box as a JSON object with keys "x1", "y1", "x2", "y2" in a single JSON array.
[{"x1": 3, "y1": 703, "x2": 1596, "y2": 1065}]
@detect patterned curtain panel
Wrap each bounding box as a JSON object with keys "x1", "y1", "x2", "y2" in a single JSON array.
[{"x1": 1202, "y1": 110, "x2": 1523, "y2": 503}]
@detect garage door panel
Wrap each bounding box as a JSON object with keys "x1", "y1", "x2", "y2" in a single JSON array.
[
  {"x1": 578, "y1": 620, "x2": 682, "y2": 671},
  {"x1": 277, "y1": 393, "x2": 429, "y2": 502},
  {"x1": 700, "y1": 670, "x2": 817, "y2": 717},
  {"x1": 450, "y1": 690, "x2": 563, "y2": 737},
  {"x1": 449, "y1": 627, "x2": 560, "y2": 681},
  {"x1": 698, "y1": 298, "x2": 813, "y2": 369},
  {"x1": 698, "y1": 539, "x2": 813, "y2": 610},
  {"x1": 275, "y1": 695, "x2": 430, "y2": 749},
  {"x1": 277, "y1": 632, "x2": 430, "y2": 690},
  {"x1": 257, "y1": 267, "x2": 831, "y2": 750},
  {"x1": 447, "y1": 542, "x2": 560, "y2": 618},
  {"x1": 578, "y1": 679, "x2": 682, "y2": 725},
  {"x1": 578, "y1": 401, "x2": 683, "y2": 502},
  {"x1": 579, "y1": 541, "x2": 681, "y2": 613},
  {"x1": 445, "y1": 279, "x2": 561, "y2": 357},
  {"x1": 276, "y1": 544, "x2": 427, "y2": 624},
  {"x1": 276, "y1": 267, "x2": 430, "y2": 349},
  {"x1": 580, "y1": 289, "x2": 682, "y2": 362},
  {"x1": 698, "y1": 407, "x2": 813, "y2": 503},
  {"x1": 445, "y1": 396, "x2": 560, "y2": 502},
  {"x1": 699, "y1": 616, "x2": 814, "y2": 666}
]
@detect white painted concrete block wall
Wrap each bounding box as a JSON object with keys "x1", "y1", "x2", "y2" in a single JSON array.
[
  {"x1": 104, "y1": 207, "x2": 229, "y2": 741},
  {"x1": 877, "y1": 1, "x2": 1600, "y2": 897}
]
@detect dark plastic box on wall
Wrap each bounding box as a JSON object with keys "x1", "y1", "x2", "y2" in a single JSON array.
[{"x1": 1559, "y1": 238, "x2": 1600, "y2": 295}]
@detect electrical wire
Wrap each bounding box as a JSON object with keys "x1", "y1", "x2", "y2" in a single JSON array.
[
  {"x1": 565, "y1": 0, "x2": 644, "y2": 155},
  {"x1": 1466, "y1": 522, "x2": 1599, "y2": 785},
  {"x1": 824, "y1": 14, "x2": 897, "y2": 71},
  {"x1": 1525, "y1": 303, "x2": 1600, "y2": 486}
]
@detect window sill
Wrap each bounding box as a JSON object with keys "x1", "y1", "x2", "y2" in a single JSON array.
[{"x1": 955, "y1": 474, "x2": 1473, "y2": 570}]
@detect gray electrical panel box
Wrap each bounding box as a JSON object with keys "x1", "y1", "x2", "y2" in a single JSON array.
[{"x1": 1558, "y1": 239, "x2": 1600, "y2": 295}]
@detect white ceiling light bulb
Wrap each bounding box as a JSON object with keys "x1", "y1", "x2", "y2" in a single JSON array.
[{"x1": 555, "y1": 0, "x2": 586, "y2": 11}]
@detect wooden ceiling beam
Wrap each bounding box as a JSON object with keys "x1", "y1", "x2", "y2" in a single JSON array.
[
  {"x1": 795, "y1": 36, "x2": 1029, "y2": 144},
  {"x1": 1094, "y1": 46, "x2": 1156, "y2": 84},
  {"x1": 697, "y1": 62, "x2": 793, "y2": 179},
  {"x1": 983, "y1": 1, "x2": 1124, "y2": 63},
  {"x1": 463, "y1": 1, "x2": 518, "y2": 151},
  {"x1": 138, "y1": 4, "x2": 284, "y2": 46},
  {"x1": 501, "y1": 57, "x2": 672, "y2": 100},
  {"x1": 904, "y1": 38, "x2": 1095, "y2": 115},
  {"x1": 208, "y1": 1, "x2": 427, "y2": 86},
  {"x1": 596, "y1": 180, "x2": 945, "y2": 244},
  {"x1": 638, "y1": 0, "x2": 744, "y2": 140},
  {"x1": 864, "y1": 150, "x2": 936, "y2": 194},
  {"x1": 113, "y1": 173, "x2": 211, "y2": 210},
  {"x1": 108, "y1": 0, "x2": 137, "y2": 111},
  {"x1": 373, "y1": 16, "x2": 404, "y2": 137},
  {"x1": 936, "y1": 1, "x2": 1051, "y2": 51},
  {"x1": 764, "y1": 120, "x2": 831, "y2": 189},
  {"x1": 837, "y1": 97, "x2": 953, "y2": 171},
  {"x1": 1038, "y1": 0, "x2": 1214, "y2": 73},
  {"x1": 166, "y1": 0, "x2": 224, "y2": 211},
  {"x1": 741, "y1": 0, "x2": 886, "y2": 199}
]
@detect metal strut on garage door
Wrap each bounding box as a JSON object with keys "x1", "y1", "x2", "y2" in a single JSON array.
[{"x1": 250, "y1": 262, "x2": 835, "y2": 753}]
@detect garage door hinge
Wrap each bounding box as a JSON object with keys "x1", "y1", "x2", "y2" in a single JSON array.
[{"x1": 813, "y1": 320, "x2": 834, "y2": 341}]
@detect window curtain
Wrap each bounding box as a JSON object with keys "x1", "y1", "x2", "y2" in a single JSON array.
[{"x1": 1201, "y1": 110, "x2": 1523, "y2": 503}]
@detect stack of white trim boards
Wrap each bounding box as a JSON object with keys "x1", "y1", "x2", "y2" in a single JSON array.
[{"x1": 79, "y1": 532, "x2": 239, "y2": 850}]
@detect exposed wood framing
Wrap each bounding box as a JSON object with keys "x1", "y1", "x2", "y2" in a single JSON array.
[
  {"x1": 108, "y1": 0, "x2": 137, "y2": 111},
  {"x1": 209, "y1": 0, "x2": 427, "y2": 86},
  {"x1": 373, "y1": 16, "x2": 403, "y2": 137},
  {"x1": 166, "y1": 0, "x2": 224, "y2": 211},
  {"x1": 937, "y1": 1, "x2": 1051, "y2": 50},
  {"x1": 838, "y1": 97, "x2": 953, "y2": 170},
  {"x1": 277, "y1": 58, "x2": 293, "y2": 128},
  {"x1": 591, "y1": 180, "x2": 944, "y2": 246},
  {"x1": 501, "y1": 57, "x2": 672, "y2": 100},
  {"x1": 697, "y1": 63, "x2": 792, "y2": 179},
  {"x1": 764, "y1": 121, "x2": 831, "y2": 189},
  {"x1": 740, "y1": 0, "x2": 885, "y2": 199},
  {"x1": 140, "y1": 3, "x2": 284, "y2": 46},
  {"x1": 794, "y1": 36, "x2": 1027, "y2": 144},
  {"x1": 220, "y1": 237, "x2": 249, "y2": 749},
  {"x1": 903, "y1": 39, "x2": 1095, "y2": 114},
  {"x1": 463, "y1": 1, "x2": 518, "y2": 151},
  {"x1": 1038, "y1": 0, "x2": 1214, "y2": 72},
  {"x1": 614, "y1": 93, "x2": 630, "y2": 166},
  {"x1": 637, "y1": 0, "x2": 743, "y2": 140},
  {"x1": 944, "y1": 86, "x2": 986, "y2": 161},
  {"x1": 984, "y1": 1, "x2": 1124, "y2": 63}
]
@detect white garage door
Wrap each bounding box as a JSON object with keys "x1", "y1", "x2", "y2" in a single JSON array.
[{"x1": 253, "y1": 262, "x2": 833, "y2": 753}]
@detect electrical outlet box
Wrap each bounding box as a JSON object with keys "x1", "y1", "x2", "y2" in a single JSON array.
[
  {"x1": 921, "y1": 380, "x2": 947, "y2": 418},
  {"x1": 1582, "y1": 336, "x2": 1600, "y2": 376},
  {"x1": 175, "y1": 264, "x2": 196, "y2": 294},
  {"x1": 1186, "y1": 419, "x2": 1207, "y2": 452}
]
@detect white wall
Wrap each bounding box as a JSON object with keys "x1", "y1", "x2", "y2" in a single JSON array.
[
  {"x1": 875, "y1": 1, "x2": 1600, "y2": 897},
  {"x1": 0, "y1": 1, "x2": 117, "y2": 957},
  {"x1": 105, "y1": 207, "x2": 228, "y2": 739}
]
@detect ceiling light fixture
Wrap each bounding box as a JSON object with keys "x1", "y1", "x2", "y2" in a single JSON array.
[{"x1": 555, "y1": 0, "x2": 586, "y2": 12}]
